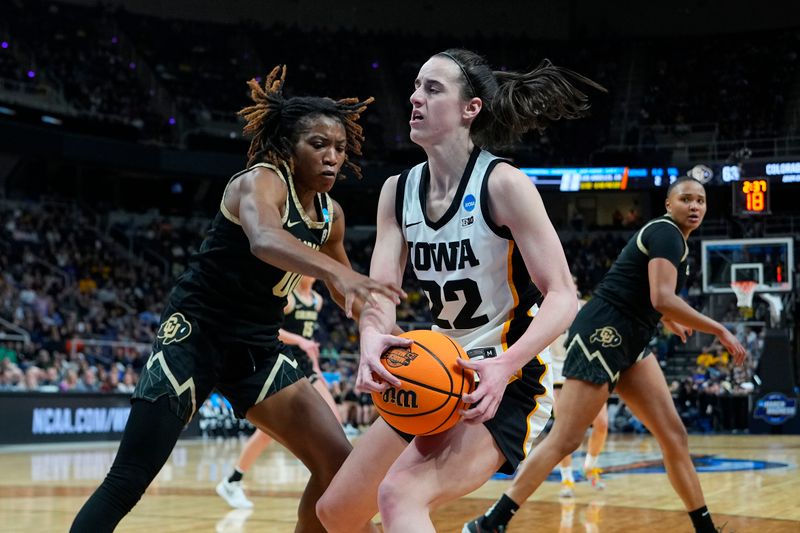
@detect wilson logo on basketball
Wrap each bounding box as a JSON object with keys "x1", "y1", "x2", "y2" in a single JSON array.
[
  {"x1": 382, "y1": 387, "x2": 419, "y2": 409},
  {"x1": 590, "y1": 326, "x2": 623, "y2": 348},
  {"x1": 382, "y1": 348, "x2": 419, "y2": 368}
]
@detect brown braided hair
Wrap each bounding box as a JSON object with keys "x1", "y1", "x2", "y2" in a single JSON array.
[{"x1": 238, "y1": 65, "x2": 374, "y2": 179}]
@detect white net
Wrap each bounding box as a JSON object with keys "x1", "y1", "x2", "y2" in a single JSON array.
[{"x1": 731, "y1": 281, "x2": 757, "y2": 318}]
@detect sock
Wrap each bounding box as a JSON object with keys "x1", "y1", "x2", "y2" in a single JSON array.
[
  {"x1": 584, "y1": 453, "x2": 598, "y2": 471},
  {"x1": 560, "y1": 466, "x2": 574, "y2": 483},
  {"x1": 481, "y1": 493, "x2": 519, "y2": 528},
  {"x1": 228, "y1": 468, "x2": 244, "y2": 483},
  {"x1": 688, "y1": 505, "x2": 716, "y2": 533}
]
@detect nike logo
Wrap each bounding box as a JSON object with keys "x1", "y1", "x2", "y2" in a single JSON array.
[
  {"x1": 287, "y1": 220, "x2": 302, "y2": 228},
  {"x1": 405, "y1": 221, "x2": 423, "y2": 228}
]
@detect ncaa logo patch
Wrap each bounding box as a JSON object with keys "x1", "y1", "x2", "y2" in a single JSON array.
[
  {"x1": 382, "y1": 348, "x2": 419, "y2": 368},
  {"x1": 157, "y1": 312, "x2": 193, "y2": 345},
  {"x1": 590, "y1": 326, "x2": 622, "y2": 348},
  {"x1": 463, "y1": 194, "x2": 476, "y2": 212}
]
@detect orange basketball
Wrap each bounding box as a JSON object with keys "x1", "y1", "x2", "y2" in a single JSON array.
[{"x1": 371, "y1": 330, "x2": 475, "y2": 436}]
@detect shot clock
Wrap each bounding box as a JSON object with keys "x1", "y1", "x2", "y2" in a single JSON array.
[{"x1": 733, "y1": 178, "x2": 770, "y2": 216}]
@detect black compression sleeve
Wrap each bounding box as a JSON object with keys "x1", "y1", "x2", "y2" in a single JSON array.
[{"x1": 70, "y1": 397, "x2": 185, "y2": 533}]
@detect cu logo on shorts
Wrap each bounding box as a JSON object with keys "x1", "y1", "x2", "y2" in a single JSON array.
[
  {"x1": 157, "y1": 312, "x2": 193, "y2": 345},
  {"x1": 382, "y1": 348, "x2": 419, "y2": 368},
  {"x1": 590, "y1": 326, "x2": 622, "y2": 348}
]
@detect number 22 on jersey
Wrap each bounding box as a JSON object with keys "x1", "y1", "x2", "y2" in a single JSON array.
[{"x1": 418, "y1": 278, "x2": 489, "y2": 329}]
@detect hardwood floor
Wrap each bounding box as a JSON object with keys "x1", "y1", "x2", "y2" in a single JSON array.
[{"x1": 1, "y1": 434, "x2": 797, "y2": 532}]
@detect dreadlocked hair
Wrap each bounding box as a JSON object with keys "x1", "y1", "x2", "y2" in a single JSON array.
[
  {"x1": 436, "y1": 49, "x2": 607, "y2": 149},
  {"x1": 238, "y1": 65, "x2": 374, "y2": 179}
]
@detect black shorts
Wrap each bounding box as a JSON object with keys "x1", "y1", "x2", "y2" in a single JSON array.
[
  {"x1": 358, "y1": 392, "x2": 373, "y2": 406},
  {"x1": 292, "y1": 348, "x2": 319, "y2": 384},
  {"x1": 132, "y1": 306, "x2": 304, "y2": 422},
  {"x1": 344, "y1": 390, "x2": 358, "y2": 403},
  {"x1": 562, "y1": 297, "x2": 654, "y2": 392},
  {"x1": 389, "y1": 353, "x2": 552, "y2": 475}
]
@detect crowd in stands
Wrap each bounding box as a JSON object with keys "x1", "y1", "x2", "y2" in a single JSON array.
[
  {"x1": 1, "y1": 199, "x2": 767, "y2": 435},
  {"x1": 2, "y1": 1, "x2": 798, "y2": 162},
  {"x1": 0, "y1": 202, "x2": 165, "y2": 392},
  {"x1": 670, "y1": 332, "x2": 761, "y2": 432}
]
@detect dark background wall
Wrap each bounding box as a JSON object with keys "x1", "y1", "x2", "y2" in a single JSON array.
[{"x1": 57, "y1": 0, "x2": 799, "y2": 37}]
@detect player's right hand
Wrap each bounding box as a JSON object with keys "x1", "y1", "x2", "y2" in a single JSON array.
[
  {"x1": 331, "y1": 268, "x2": 406, "y2": 318},
  {"x1": 355, "y1": 328, "x2": 410, "y2": 393},
  {"x1": 718, "y1": 328, "x2": 747, "y2": 365}
]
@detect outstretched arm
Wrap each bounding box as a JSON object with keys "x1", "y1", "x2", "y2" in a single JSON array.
[
  {"x1": 649, "y1": 259, "x2": 745, "y2": 363},
  {"x1": 234, "y1": 168, "x2": 404, "y2": 316}
]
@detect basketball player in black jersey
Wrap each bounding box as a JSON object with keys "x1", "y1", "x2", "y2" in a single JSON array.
[
  {"x1": 318, "y1": 49, "x2": 604, "y2": 533},
  {"x1": 468, "y1": 177, "x2": 746, "y2": 533},
  {"x1": 216, "y1": 276, "x2": 342, "y2": 509},
  {"x1": 70, "y1": 66, "x2": 405, "y2": 533}
]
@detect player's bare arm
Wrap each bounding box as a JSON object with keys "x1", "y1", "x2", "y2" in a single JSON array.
[
  {"x1": 649, "y1": 258, "x2": 745, "y2": 362},
  {"x1": 357, "y1": 174, "x2": 413, "y2": 392}
]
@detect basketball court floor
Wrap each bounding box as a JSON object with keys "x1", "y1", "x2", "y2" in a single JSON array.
[{"x1": 1, "y1": 433, "x2": 798, "y2": 532}]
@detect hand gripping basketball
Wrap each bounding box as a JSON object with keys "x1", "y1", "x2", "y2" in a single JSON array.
[
  {"x1": 371, "y1": 330, "x2": 475, "y2": 436},
  {"x1": 356, "y1": 329, "x2": 410, "y2": 392}
]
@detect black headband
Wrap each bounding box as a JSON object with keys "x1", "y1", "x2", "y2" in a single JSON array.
[{"x1": 439, "y1": 52, "x2": 476, "y2": 98}]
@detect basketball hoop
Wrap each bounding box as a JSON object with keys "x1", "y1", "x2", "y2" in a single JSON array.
[{"x1": 731, "y1": 281, "x2": 757, "y2": 318}]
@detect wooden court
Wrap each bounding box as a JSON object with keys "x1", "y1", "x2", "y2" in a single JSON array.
[{"x1": 1, "y1": 433, "x2": 798, "y2": 532}]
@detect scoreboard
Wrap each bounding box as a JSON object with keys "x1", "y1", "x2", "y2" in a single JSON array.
[
  {"x1": 732, "y1": 178, "x2": 771, "y2": 216},
  {"x1": 521, "y1": 166, "x2": 679, "y2": 191}
]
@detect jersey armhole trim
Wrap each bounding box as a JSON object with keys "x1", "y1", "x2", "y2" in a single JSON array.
[
  {"x1": 395, "y1": 169, "x2": 411, "y2": 228},
  {"x1": 480, "y1": 158, "x2": 514, "y2": 239},
  {"x1": 636, "y1": 217, "x2": 689, "y2": 261},
  {"x1": 220, "y1": 162, "x2": 288, "y2": 226}
]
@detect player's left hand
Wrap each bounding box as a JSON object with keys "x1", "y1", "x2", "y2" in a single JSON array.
[
  {"x1": 456, "y1": 357, "x2": 514, "y2": 424},
  {"x1": 662, "y1": 318, "x2": 693, "y2": 343},
  {"x1": 298, "y1": 338, "x2": 321, "y2": 359}
]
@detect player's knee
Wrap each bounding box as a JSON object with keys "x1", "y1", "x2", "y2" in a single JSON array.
[
  {"x1": 549, "y1": 426, "x2": 584, "y2": 457},
  {"x1": 593, "y1": 415, "x2": 609, "y2": 434},
  {"x1": 660, "y1": 423, "x2": 689, "y2": 454},
  {"x1": 109, "y1": 462, "x2": 154, "y2": 500},
  {"x1": 316, "y1": 490, "x2": 357, "y2": 533},
  {"x1": 315, "y1": 492, "x2": 340, "y2": 531},
  {"x1": 318, "y1": 441, "x2": 352, "y2": 482},
  {"x1": 377, "y1": 470, "x2": 420, "y2": 520}
]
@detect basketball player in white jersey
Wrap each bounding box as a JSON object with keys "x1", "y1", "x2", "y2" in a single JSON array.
[{"x1": 316, "y1": 48, "x2": 605, "y2": 533}]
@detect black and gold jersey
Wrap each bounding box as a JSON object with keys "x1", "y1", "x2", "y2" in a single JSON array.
[
  {"x1": 593, "y1": 215, "x2": 689, "y2": 330},
  {"x1": 168, "y1": 163, "x2": 333, "y2": 347},
  {"x1": 283, "y1": 290, "x2": 320, "y2": 340}
]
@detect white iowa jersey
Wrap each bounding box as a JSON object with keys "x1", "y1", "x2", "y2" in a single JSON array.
[{"x1": 396, "y1": 148, "x2": 545, "y2": 361}]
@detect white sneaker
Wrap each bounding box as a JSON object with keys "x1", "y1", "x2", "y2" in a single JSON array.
[
  {"x1": 216, "y1": 479, "x2": 254, "y2": 509},
  {"x1": 559, "y1": 479, "x2": 575, "y2": 498}
]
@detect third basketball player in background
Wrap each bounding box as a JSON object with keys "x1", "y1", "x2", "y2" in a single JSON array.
[{"x1": 468, "y1": 177, "x2": 746, "y2": 533}]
